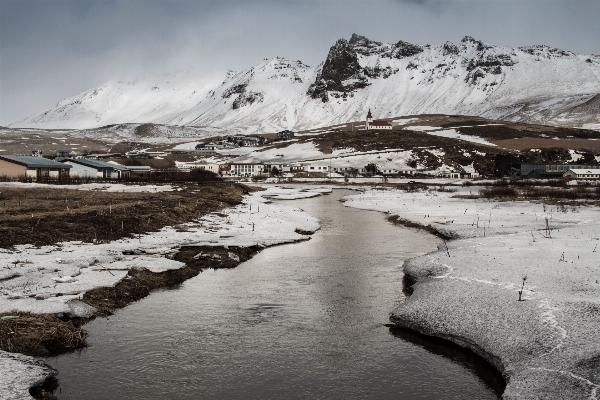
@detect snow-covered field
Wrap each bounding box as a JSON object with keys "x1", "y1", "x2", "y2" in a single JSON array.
[
  {"x1": 343, "y1": 186, "x2": 600, "y2": 399},
  {"x1": 0, "y1": 185, "x2": 325, "y2": 400}
]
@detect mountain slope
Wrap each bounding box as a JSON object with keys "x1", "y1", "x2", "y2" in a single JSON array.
[{"x1": 11, "y1": 35, "x2": 600, "y2": 132}]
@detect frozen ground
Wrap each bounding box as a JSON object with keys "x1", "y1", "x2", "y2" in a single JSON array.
[
  {"x1": 343, "y1": 186, "x2": 600, "y2": 399},
  {"x1": 0, "y1": 185, "x2": 324, "y2": 399}
]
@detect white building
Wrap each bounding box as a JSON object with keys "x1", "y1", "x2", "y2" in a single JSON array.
[
  {"x1": 228, "y1": 163, "x2": 264, "y2": 177},
  {"x1": 564, "y1": 168, "x2": 600, "y2": 179},
  {"x1": 60, "y1": 159, "x2": 129, "y2": 179}
]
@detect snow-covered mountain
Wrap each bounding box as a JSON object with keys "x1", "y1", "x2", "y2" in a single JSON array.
[{"x1": 11, "y1": 34, "x2": 600, "y2": 132}]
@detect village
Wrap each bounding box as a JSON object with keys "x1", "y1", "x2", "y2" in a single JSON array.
[{"x1": 1, "y1": 110, "x2": 599, "y2": 182}]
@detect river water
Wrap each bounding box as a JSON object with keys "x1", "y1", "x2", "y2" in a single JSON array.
[{"x1": 48, "y1": 189, "x2": 502, "y2": 399}]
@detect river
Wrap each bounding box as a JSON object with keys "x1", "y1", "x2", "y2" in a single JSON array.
[{"x1": 47, "y1": 189, "x2": 503, "y2": 399}]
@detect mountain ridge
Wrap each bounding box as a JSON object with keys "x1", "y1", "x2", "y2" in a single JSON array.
[{"x1": 11, "y1": 34, "x2": 600, "y2": 132}]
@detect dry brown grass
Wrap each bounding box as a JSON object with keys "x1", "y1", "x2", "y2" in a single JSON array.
[
  {"x1": 492, "y1": 138, "x2": 600, "y2": 152},
  {"x1": 0, "y1": 183, "x2": 253, "y2": 248},
  {"x1": 0, "y1": 313, "x2": 87, "y2": 356}
]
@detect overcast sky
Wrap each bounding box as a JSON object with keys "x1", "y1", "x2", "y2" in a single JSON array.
[{"x1": 1, "y1": 0, "x2": 599, "y2": 125}]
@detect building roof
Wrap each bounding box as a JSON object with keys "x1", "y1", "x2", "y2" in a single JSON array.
[
  {"x1": 371, "y1": 119, "x2": 392, "y2": 126},
  {"x1": 565, "y1": 169, "x2": 600, "y2": 174},
  {"x1": 62, "y1": 158, "x2": 123, "y2": 171},
  {"x1": 367, "y1": 109, "x2": 373, "y2": 119},
  {"x1": 0, "y1": 155, "x2": 72, "y2": 168}
]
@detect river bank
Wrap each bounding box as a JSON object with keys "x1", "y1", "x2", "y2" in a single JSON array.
[
  {"x1": 343, "y1": 185, "x2": 600, "y2": 399},
  {"x1": 0, "y1": 183, "x2": 323, "y2": 399}
]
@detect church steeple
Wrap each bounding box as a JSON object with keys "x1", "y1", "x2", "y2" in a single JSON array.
[{"x1": 366, "y1": 108, "x2": 373, "y2": 130}]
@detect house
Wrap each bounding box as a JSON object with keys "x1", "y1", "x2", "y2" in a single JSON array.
[
  {"x1": 564, "y1": 168, "x2": 600, "y2": 179},
  {"x1": 83, "y1": 152, "x2": 123, "y2": 159},
  {"x1": 60, "y1": 158, "x2": 130, "y2": 179},
  {"x1": 227, "y1": 163, "x2": 264, "y2": 177},
  {"x1": 126, "y1": 165, "x2": 152, "y2": 176},
  {"x1": 303, "y1": 164, "x2": 331, "y2": 174},
  {"x1": 439, "y1": 170, "x2": 480, "y2": 179},
  {"x1": 277, "y1": 130, "x2": 295, "y2": 140},
  {"x1": 365, "y1": 109, "x2": 392, "y2": 131},
  {"x1": 56, "y1": 150, "x2": 80, "y2": 158},
  {"x1": 0, "y1": 155, "x2": 72, "y2": 180},
  {"x1": 178, "y1": 161, "x2": 220, "y2": 174}
]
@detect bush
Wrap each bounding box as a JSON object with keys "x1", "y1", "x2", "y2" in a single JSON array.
[{"x1": 479, "y1": 187, "x2": 518, "y2": 199}]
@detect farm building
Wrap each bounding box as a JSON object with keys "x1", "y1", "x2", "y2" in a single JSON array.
[
  {"x1": 563, "y1": 168, "x2": 600, "y2": 179},
  {"x1": 0, "y1": 155, "x2": 72, "y2": 180},
  {"x1": 60, "y1": 159, "x2": 130, "y2": 179}
]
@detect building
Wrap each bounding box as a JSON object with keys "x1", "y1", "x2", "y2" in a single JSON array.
[
  {"x1": 365, "y1": 109, "x2": 392, "y2": 131},
  {"x1": 227, "y1": 163, "x2": 264, "y2": 177},
  {"x1": 439, "y1": 170, "x2": 480, "y2": 179},
  {"x1": 178, "y1": 161, "x2": 220, "y2": 174},
  {"x1": 563, "y1": 168, "x2": 600, "y2": 179},
  {"x1": 499, "y1": 163, "x2": 599, "y2": 178},
  {"x1": 277, "y1": 130, "x2": 295, "y2": 140},
  {"x1": 126, "y1": 165, "x2": 152, "y2": 176},
  {"x1": 0, "y1": 155, "x2": 72, "y2": 180},
  {"x1": 60, "y1": 159, "x2": 130, "y2": 179}
]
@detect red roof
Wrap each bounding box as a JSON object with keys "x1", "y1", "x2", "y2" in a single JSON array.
[
  {"x1": 367, "y1": 109, "x2": 373, "y2": 119},
  {"x1": 372, "y1": 119, "x2": 391, "y2": 126}
]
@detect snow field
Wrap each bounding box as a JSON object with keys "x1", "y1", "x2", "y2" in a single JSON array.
[{"x1": 343, "y1": 187, "x2": 600, "y2": 399}]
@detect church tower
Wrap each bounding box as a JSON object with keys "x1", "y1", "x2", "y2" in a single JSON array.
[{"x1": 365, "y1": 109, "x2": 373, "y2": 130}]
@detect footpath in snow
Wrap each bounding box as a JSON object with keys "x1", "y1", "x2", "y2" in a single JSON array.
[
  {"x1": 343, "y1": 186, "x2": 600, "y2": 400},
  {"x1": 0, "y1": 185, "x2": 326, "y2": 400}
]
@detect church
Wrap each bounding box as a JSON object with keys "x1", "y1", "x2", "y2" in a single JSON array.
[
  {"x1": 365, "y1": 108, "x2": 392, "y2": 131},
  {"x1": 365, "y1": 109, "x2": 392, "y2": 130}
]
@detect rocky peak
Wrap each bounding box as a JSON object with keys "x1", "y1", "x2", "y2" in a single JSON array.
[
  {"x1": 307, "y1": 38, "x2": 367, "y2": 102},
  {"x1": 348, "y1": 33, "x2": 384, "y2": 56},
  {"x1": 442, "y1": 41, "x2": 459, "y2": 56},
  {"x1": 390, "y1": 40, "x2": 424, "y2": 59},
  {"x1": 460, "y1": 36, "x2": 492, "y2": 51},
  {"x1": 519, "y1": 45, "x2": 575, "y2": 58}
]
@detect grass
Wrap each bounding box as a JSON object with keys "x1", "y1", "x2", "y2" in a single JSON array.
[
  {"x1": 0, "y1": 313, "x2": 87, "y2": 356},
  {"x1": 0, "y1": 183, "x2": 254, "y2": 248},
  {"x1": 478, "y1": 180, "x2": 600, "y2": 201}
]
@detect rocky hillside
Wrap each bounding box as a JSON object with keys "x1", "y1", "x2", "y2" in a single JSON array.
[{"x1": 11, "y1": 34, "x2": 600, "y2": 133}]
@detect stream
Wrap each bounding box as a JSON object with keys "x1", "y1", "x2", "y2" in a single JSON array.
[{"x1": 47, "y1": 189, "x2": 503, "y2": 399}]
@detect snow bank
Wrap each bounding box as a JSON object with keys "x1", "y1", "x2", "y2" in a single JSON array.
[
  {"x1": 0, "y1": 185, "x2": 322, "y2": 397},
  {"x1": 0, "y1": 350, "x2": 53, "y2": 400},
  {"x1": 343, "y1": 187, "x2": 600, "y2": 399}
]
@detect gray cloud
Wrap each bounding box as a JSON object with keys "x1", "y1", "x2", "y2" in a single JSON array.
[{"x1": 1, "y1": 0, "x2": 599, "y2": 125}]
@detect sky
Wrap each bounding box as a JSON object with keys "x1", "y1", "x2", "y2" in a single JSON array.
[{"x1": 1, "y1": 0, "x2": 600, "y2": 126}]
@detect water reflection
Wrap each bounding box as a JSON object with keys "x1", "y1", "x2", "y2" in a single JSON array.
[{"x1": 388, "y1": 327, "x2": 506, "y2": 398}]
